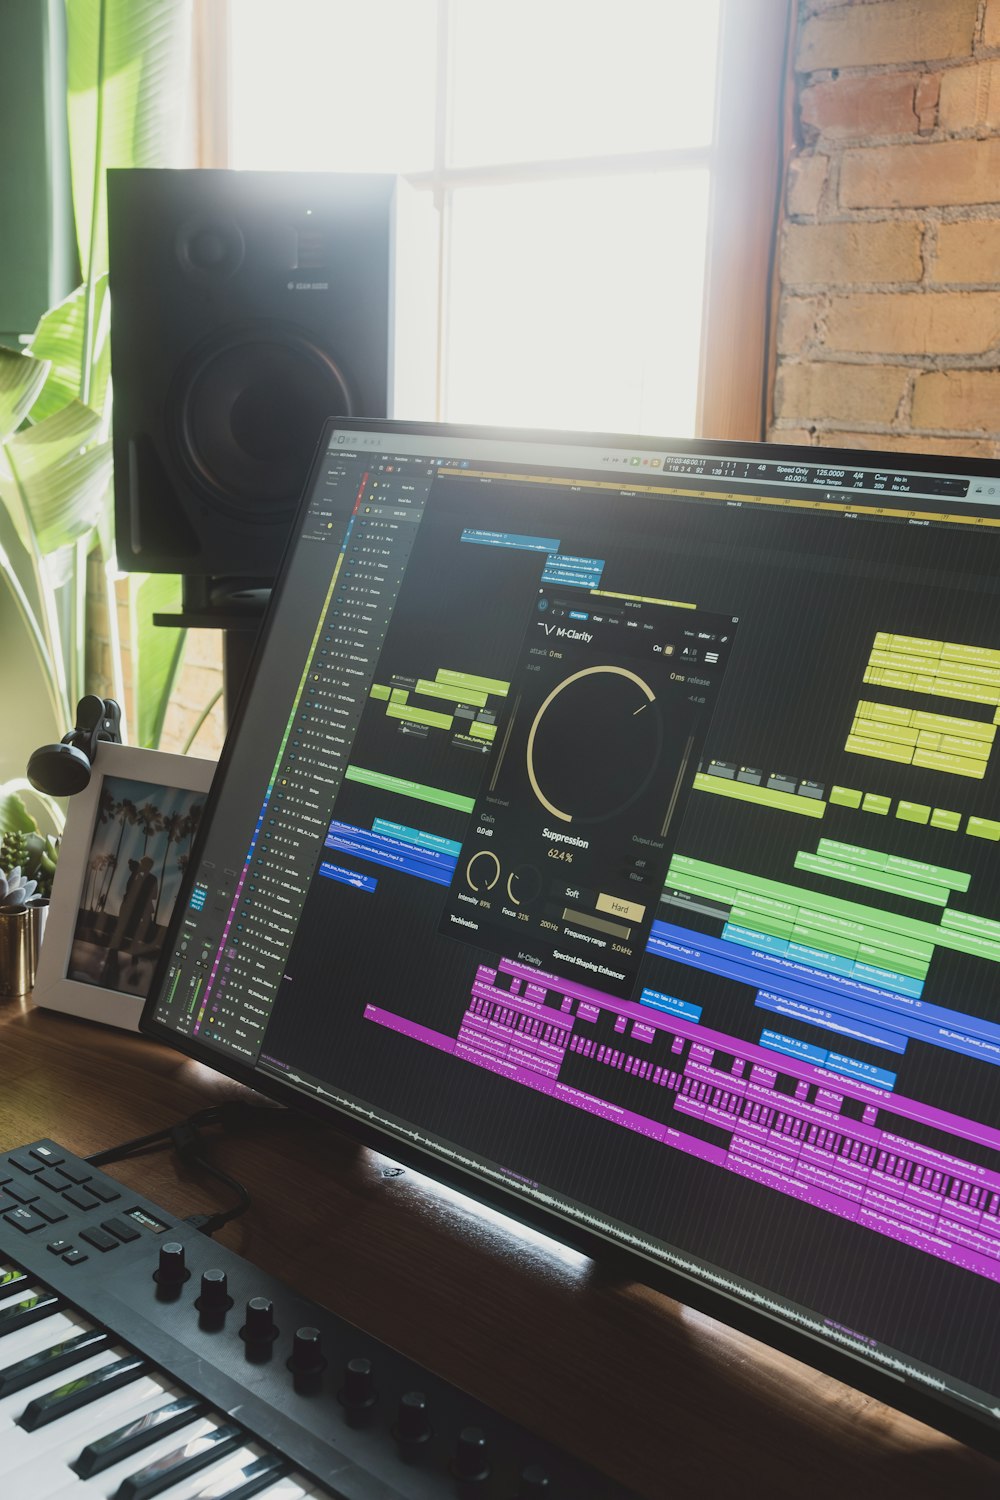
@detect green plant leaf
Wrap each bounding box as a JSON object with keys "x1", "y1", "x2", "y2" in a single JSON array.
[
  {"x1": 66, "y1": 0, "x2": 194, "y2": 290},
  {"x1": 0, "y1": 402, "x2": 111, "y2": 554},
  {"x1": 0, "y1": 781, "x2": 66, "y2": 838},
  {"x1": 27, "y1": 277, "x2": 111, "y2": 424},
  {"x1": 0, "y1": 786, "x2": 37, "y2": 837},
  {"x1": 129, "y1": 572, "x2": 186, "y2": 747},
  {"x1": 0, "y1": 348, "x2": 50, "y2": 443}
]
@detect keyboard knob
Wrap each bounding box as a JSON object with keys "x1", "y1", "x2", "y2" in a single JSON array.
[
  {"x1": 453, "y1": 1425, "x2": 490, "y2": 1482},
  {"x1": 197, "y1": 1268, "x2": 232, "y2": 1310},
  {"x1": 241, "y1": 1295, "x2": 278, "y2": 1343},
  {"x1": 154, "y1": 1241, "x2": 189, "y2": 1286},
  {"x1": 289, "y1": 1325, "x2": 326, "y2": 1375},
  {"x1": 519, "y1": 1464, "x2": 552, "y2": 1495},
  {"x1": 394, "y1": 1389, "x2": 432, "y2": 1447},
  {"x1": 339, "y1": 1356, "x2": 376, "y2": 1423}
]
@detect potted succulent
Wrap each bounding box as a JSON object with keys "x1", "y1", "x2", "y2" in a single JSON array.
[{"x1": 0, "y1": 796, "x2": 60, "y2": 998}]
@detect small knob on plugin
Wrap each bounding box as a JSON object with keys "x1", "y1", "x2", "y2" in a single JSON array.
[
  {"x1": 453, "y1": 1425, "x2": 490, "y2": 1483},
  {"x1": 153, "y1": 1241, "x2": 189, "y2": 1287},
  {"x1": 339, "y1": 1357, "x2": 377, "y2": 1424},
  {"x1": 240, "y1": 1295, "x2": 278, "y2": 1344},
  {"x1": 394, "y1": 1389, "x2": 432, "y2": 1449},
  {"x1": 518, "y1": 1464, "x2": 552, "y2": 1495},
  {"x1": 288, "y1": 1326, "x2": 326, "y2": 1376}
]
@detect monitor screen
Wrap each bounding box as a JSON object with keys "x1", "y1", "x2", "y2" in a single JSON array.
[{"x1": 143, "y1": 420, "x2": 1000, "y2": 1453}]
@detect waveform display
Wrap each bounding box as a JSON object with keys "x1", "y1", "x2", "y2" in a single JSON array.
[
  {"x1": 667, "y1": 852, "x2": 1000, "y2": 973},
  {"x1": 864, "y1": 632, "x2": 1000, "y2": 709},
  {"x1": 702, "y1": 756, "x2": 993, "y2": 842},
  {"x1": 848, "y1": 697, "x2": 995, "y2": 780},
  {"x1": 363, "y1": 957, "x2": 1000, "y2": 1284},
  {"x1": 369, "y1": 665, "x2": 507, "y2": 743},
  {"x1": 343, "y1": 764, "x2": 475, "y2": 813},
  {"x1": 649, "y1": 918, "x2": 1000, "y2": 1067},
  {"x1": 459, "y1": 527, "x2": 606, "y2": 590},
  {"x1": 325, "y1": 820, "x2": 456, "y2": 887},
  {"x1": 692, "y1": 774, "x2": 827, "y2": 822}
]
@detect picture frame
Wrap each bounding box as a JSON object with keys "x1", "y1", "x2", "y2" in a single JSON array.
[{"x1": 32, "y1": 742, "x2": 216, "y2": 1031}]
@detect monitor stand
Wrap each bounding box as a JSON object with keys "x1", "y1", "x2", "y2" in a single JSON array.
[{"x1": 153, "y1": 575, "x2": 269, "y2": 725}]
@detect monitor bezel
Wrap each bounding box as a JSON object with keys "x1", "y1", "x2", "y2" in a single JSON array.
[{"x1": 140, "y1": 417, "x2": 1000, "y2": 1459}]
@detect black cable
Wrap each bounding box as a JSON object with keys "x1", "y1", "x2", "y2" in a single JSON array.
[
  {"x1": 84, "y1": 1100, "x2": 288, "y2": 1234},
  {"x1": 169, "y1": 1120, "x2": 252, "y2": 1234},
  {"x1": 84, "y1": 1104, "x2": 228, "y2": 1166}
]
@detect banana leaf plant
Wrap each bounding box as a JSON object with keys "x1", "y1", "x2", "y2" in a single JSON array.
[{"x1": 0, "y1": 0, "x2": 193, "y2": 768}]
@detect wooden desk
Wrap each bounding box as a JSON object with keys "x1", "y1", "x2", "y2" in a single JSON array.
[{"x1": 1, "y1": 993, "x2": 997, "y2": 1500}]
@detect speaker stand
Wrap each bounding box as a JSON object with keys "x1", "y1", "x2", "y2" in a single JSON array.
[{"x1": 153, "y1": 576, "x2": 269, "y2": 727}]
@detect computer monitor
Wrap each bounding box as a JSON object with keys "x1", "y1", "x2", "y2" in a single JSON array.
[{"x1": 142, "y1": 420, "x2": 1000, "y2": 1456}]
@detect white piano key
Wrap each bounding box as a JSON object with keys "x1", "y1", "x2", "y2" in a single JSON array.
[
  {"x1": 0, "y1": 1374, "x2": 180, "y2": 1485},
  {"x1": 272, "y1": 1482, "x2": 333, "y2": 1500},
  {"x1": 0, "y1": 1324, "x2": 109, "y2": 1400},
  {"x1": 182, "y1": 1454, "x2": 289, "y2": 1500},
  {"x1": 0, "y1": 1285, "x2": 54, "y2": 1324},
  {"x1": 42, "y1": 1413, "x2": 227, "y2": 1500},
  {"x1": 146, "y1": 1443, "x2": 266, "y2": 1500},
  {"x1": 0, "y1": 1275, "x2": 34, "y2": 1302},
  {"x1": 238, "y1": 1484, "x2": 314, "y2": 1500},
  {"x1": 0, "y1": 1308, "x2": 89, "y2": 1373},
  {"x1": 0, "y1": 1345, "x2": 121, "y2": 1431}
]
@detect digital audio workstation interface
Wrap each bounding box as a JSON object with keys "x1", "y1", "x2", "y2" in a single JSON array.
[{"x1": 147, "y1": 424, "x2": 1000, "y2": 1439}]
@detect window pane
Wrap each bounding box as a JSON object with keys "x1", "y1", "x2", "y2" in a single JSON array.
[
  {"x1": 229, "y1": 0, "x2": 437, "y2": 172},
  {"x1": 442, "y1": 171, "x2": 710, "y2": 436},
  {"x1": 448, "y1": 2, "x2": 720, "y2": 167}
]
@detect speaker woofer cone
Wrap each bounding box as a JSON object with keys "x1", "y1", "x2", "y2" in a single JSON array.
[{"x1": 171, "y1": 324, "x2": 353, "y2": 520}]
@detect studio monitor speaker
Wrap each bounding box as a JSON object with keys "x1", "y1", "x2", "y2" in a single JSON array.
[{"x1": 108, "y1": 169, "x2": 395, "y2": 579}]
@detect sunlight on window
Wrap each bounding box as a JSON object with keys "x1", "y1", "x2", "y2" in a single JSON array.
[
  {"x1": 230, "y1": 0, "x2": 438, "y2": 173},
  {"x1": 448, "y1": 2, "x2": 720, "y2": 167},
  {"x1": 228, "y1": 1, "x2": 721, "y2": 435},
  {"x1": 444, "y1": 171, "x2": 710, "y2": 435}
]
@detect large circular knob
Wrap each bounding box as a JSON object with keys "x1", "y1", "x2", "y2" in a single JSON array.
[
  {"x1": 196, "y1": 1268, "x2": 232, "y2": 1311},
  {"x1": 241, "y1": 1296, "x2": 277, "y2": 1343},
  {"x1": 339, "y1": 1357, "x2": 376, "y2": 1423},
  {"x1": 453, "y1": 1426, "x2": 490, "y2": 1483},
  {"x1": 518, "y1": 1464, "x2": 552, "y2": 1495},
  {"x1": 394, "y1": 1389, "x2": 431, "y2": 1447},
  {"x1": 154, "y1": 1241, "x2": 189, "y2": 1286},
  {"x1": 288, "y1": 1326, "x2": 326, "y2": 1375}
]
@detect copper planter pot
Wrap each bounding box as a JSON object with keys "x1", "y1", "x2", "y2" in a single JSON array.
[{"x1": 0, "y1": 903, "x2": 48, "y2": 997}]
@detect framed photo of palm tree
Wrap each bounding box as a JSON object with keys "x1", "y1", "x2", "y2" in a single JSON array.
[{"x1": 32, "y1": 743, "x2": 216, "y2": 1030}]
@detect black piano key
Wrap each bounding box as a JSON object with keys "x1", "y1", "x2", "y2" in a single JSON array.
[
  {"x1": 0, "y1": 1327, "x2": 111, "y2": 1395},
  {"x1": 0, "y1": 1289, "x2": 61, "y2": 1333},
  {"x1": 0, "y1": 1269, "x2": 29, "y2": 1302},
  {"x1": 73, "y1": 1393, "x2": 209, "y2": 1477},
  {"x1": 17, "y1": 1352, "x2": 149, "y2": 1431},
  {"x1": 116, "y1": 1422, "x2": 244, "y2": 1500},
  {"x1": 190, "y1": 1452, "x2": 289, "y2": 1499}
]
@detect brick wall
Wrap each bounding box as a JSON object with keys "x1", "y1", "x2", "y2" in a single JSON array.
[{"x1": 771, "y1": 0, "x2": 1000, "y2": 457}]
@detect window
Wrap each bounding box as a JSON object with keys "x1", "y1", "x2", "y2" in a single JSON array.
[{"x1": 219, "y1": 0, "x2": 788, "y2": 439}]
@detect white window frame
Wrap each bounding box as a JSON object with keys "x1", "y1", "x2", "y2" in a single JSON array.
[{"x1": 197, "y1": 0, "x2": 791, "y2": 441}]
